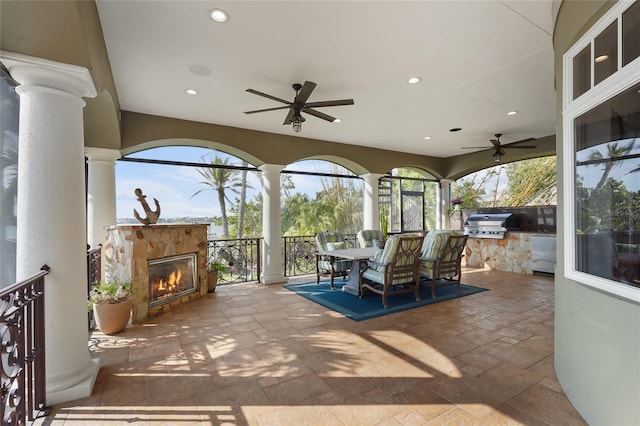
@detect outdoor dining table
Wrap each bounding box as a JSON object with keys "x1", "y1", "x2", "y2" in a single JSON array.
[{"x1": 317, "y1": 246, "x2": 380, "y2": 296}]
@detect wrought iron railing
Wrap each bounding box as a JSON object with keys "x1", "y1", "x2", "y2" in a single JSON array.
[
  {"x1": 87, "y1": 245, "x2": 101, "y2": 330},
  {"x1": 0, "y1": 265, "x2": 50, "y2": 424},
  {"x1": 282, "y1": 235, "x2": 317, "y2": 276},
  {"x1": 282, "y1": 233, "x2": 357, "y2": 277},
  {"x1": 207, "y1": 238, "x2": 261, "y2": 284},
  {"x1": 87, "y1": 245, "x2": 101, "y2": 287},
  {"x1": 208, "y1": 233, "x2": 360, "y2": 282}
]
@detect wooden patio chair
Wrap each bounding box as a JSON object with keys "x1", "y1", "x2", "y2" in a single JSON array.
[
  {"x1": 359, "y1": 234, "x2": 424, "y2": 308},
  {"x1": 315, "y1": 231, "x2": 350, "y2": 287},
  {"x1": 419, "y1": 231, "x2": 468, "y2": 299}
]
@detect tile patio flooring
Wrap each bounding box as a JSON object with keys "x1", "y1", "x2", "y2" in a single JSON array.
[{"x1": 42, "y1": 268, "x2": 587, "y2": 425}]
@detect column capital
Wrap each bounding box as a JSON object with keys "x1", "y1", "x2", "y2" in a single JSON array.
[
  {"x1": 85, "y1": 147, "x2": 121, "y2": 162},
  {"x1": 259, "y1": 163, "x2": 286, "y2": 174},
  {"x1": 440, "y1": 178, "x2": 454, "y2": 186},
  {"x1": 0, "y1": 51, "x2": 96, "y2": 98},
  {"x1": 360, "y1": 172, "x2": 385, "y2": 179}
]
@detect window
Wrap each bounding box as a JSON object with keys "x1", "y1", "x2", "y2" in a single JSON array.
[
  {"x1": 0, "y1": 64, "x2": 19, "y2": 288},
  {"x1": 564, "y1": 0, "x2": 640, "y2": 301},
  {"x1": 574, "y1": 84, "x2": 640, "y2": 284}
]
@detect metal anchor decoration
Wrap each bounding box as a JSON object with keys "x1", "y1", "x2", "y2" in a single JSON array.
[{"x1": 133, "y1": 188, "x2": 161, "y2": 225}]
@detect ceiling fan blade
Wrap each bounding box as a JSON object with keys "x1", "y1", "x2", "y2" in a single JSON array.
[
  {"x1": 302, "y1": 107, "x2": 336, "y2": 122},
  {"x1": 246, "y1": 88, "x2": 291, "y2": 105},
  {"x1": 283, "y1": 108, "x2": 295, "y2": 125},
  {"x1": 294, "y1": 81, "x2": 316, "y2": 105},
  {"x1": 304, "y1": 99, "x2": 354, "y2": 108},
  {"x1": 245, "y1": 106, "x2": 291, "y2": 114}
]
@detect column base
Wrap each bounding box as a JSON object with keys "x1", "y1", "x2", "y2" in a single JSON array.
[
  {"x1": 261, "y1": 274, "x2": 288, "y2": 285},
  {"x1": 46, "y1": 357, "x2": 100, "y2": 406}
]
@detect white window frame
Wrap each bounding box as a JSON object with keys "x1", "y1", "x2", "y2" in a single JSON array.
[{"x1": 562, "y1": 0, "x2": 640, "y2": 302}]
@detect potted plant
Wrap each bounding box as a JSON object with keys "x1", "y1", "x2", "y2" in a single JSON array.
[
  {"x1": 207, "y1": 259, "x2": 227, "y2": 293},
  {"x1": 88, "y1": 280, "x2": 132, "y2": 334}
]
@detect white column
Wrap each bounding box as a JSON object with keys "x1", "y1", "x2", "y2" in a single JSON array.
[
  {"x1": 259, "y1": 164, "x2": 287, "y2": 284},
  {"x1": 440, "y1": 179, "x2": 453, "y2": 230},
  {"x1": 361, "y1": 173, "x2": 383, "y2": 229},
  {"x1": 2, "y1": 52, "x2": 99, "y2": 405},
  {"x1": 86, "y1": 148, "x2": 121, "y2": 280}
]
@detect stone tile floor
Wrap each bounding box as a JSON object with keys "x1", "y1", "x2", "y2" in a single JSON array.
[{"x1": 40, "y1": 268, "x2": 586, "y2": 425}]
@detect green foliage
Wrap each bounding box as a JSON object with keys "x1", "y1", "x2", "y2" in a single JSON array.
[
  {"x1": 207, "y1": 259, "x2": 227, "y2": 273},
  {"x1": 453, "y1": 157, "x2": 557, "y2": 207},
  {"x1": 499, "y1": 157, "x2": 557, "y2": 206},
  {"x1": 379, "y1": 204, "x2": 390, "y2": 238},
  {"x1": 88, "y1": 280, "x2": 132, "y2": 309},
  {"x1": 577, "y1": 178, "x2": 640, "y2": 234}
]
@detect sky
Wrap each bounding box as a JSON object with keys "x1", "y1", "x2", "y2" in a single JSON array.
[
  {"x1": 115, "y1": 146, "x2": 360, "y2": 219},
  {"x1": 575, "y1": 138, "x2": 640, "y2": 191}
]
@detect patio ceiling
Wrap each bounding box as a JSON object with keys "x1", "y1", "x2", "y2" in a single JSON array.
[{"x1": 95, "y1": 0, "x2": 556, "y2": 159}]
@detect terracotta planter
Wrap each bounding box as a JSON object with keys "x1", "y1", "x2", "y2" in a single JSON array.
[
  {"x1": 93, "y1": 300, "x2": 132, "y2": 334},
  {"x1": 207, "y1": 271, "x2": 218, "y2": 293}
]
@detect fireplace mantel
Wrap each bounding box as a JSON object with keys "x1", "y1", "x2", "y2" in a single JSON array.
[{"x1": 103, "y1": 224, "x2": 208, "y2": 323}]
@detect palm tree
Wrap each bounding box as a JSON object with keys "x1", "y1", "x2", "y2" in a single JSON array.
[
  {"x1": 192, "y1": 156, "x2": 244, "y2": 239},
  {"x1": 588, "y1": 140, "x2": 635, "y2": 189},
  {"x1": 237, "y1": 160, "x2": 248, "y2": 239}
]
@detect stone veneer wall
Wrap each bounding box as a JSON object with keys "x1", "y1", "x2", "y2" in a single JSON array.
[
  {"x1": 465, "y1": 232, "x2": 534, "y2": 274},
  {"x1": 103, "y1": 224, "x2": 209, "y2": 323}
]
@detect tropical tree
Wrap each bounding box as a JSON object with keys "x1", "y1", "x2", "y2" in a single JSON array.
[
  {"x1": 498, "y1": 156, "x2": 557, "y2": 206},
  {"x1": 192, "y1": 156, "x2": 244, "y2": 239},
  {"x1": 588, "y1": 140, "x2": 635, "y2": 189},
  {"x1": 453, "y1": 157, "x2": 557, "y2": 207}
]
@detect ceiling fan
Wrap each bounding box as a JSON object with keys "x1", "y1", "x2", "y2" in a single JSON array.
[
  {"x1": 461, "y1": 133, "x2": 536, "y2": 163},
  {"x1": 244, "y1": 81, "x2": 354, "y2": 132}
]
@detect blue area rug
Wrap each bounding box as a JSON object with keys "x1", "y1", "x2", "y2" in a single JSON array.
[{"x1": 284, "y1": 280, "x2": 488, "y2": 321}]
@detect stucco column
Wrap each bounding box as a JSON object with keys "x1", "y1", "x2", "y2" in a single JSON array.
[
  {"x1": 2, "y1": 52, "x2": 99, "y2": 405},
  {"x1": 439, "y1": 179, "x2": 453, "y2": 230},
  {"x1": 361, "y1": 173, "x2": 383, "y2": 230},
  {"x1": 86, "y1": 148, "x2": 121, "y2": 280},
  {"x1": 259, "y1": 164, "x2": 287, "y2": 284}
]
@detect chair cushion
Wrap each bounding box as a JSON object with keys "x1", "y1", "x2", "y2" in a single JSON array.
[
  {"x1": 368, "y1": 235, "x2": 400, "y2": 272},
  {"x1": 421, "y1": 230, "x2": 459, "y2": 259},
  {"x1": 357, "y1": 229, "x2": 383, "y2": 248},
  {"x1": 326, "y1": 241, "x2": 346, "y2": 251}
]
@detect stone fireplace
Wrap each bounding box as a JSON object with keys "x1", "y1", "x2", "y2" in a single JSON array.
[{"x1": 103, "y1": 224, "x2": 208, "y2": 323}]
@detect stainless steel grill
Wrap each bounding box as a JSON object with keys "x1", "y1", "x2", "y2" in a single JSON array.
[{"x1": 464, "y1": 213, "x2": 514, "y2": 239}]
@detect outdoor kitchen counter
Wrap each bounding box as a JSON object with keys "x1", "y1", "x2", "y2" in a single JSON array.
[{"x1": 464, "y1": 231, "x2": 556, "y2": 274}]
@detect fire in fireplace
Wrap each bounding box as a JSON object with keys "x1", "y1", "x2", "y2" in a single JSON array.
[{"x1": 148, "y1": 253, "x2": 198, "y2": 308}]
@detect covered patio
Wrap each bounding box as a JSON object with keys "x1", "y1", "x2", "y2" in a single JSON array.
[
  {"x1": 3, "y1": 1, "x2": 640, "y2": 425},
  {"x1": 43, "y1": 269, "x2": 585, "y2": 425}
]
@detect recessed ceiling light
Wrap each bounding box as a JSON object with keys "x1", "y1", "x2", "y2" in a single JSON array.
[
  {"x1": 449, "y1": 128, "x2": 462, "y2": 132},
  {"x1": 423, "y1": 136, "x2": 432, "y2": 140},
  {"x1": 209, "y1": 8, "x2": 229, "y2": 23},
  {"x1": 333, "y1": 118, "x2": 342, "y2": 123},
  {"x1": 595, "y1": 55, "x2": 609, "y2": 63},
  {"x1": 185, "y1": 89, "x2": 198, "y2": 95},
  {"x1": 507, "y1": 110, "x2": 518, "y2": 116},
  {"x1": 407, "y1": 77, "x2": 422, "y2": 84}
]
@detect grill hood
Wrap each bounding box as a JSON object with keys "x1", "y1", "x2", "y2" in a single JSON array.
[{"x1": 464, "y1": 213, "x2": 514, "y2": 239}]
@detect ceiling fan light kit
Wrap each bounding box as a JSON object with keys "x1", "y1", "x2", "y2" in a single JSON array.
[{"x1": 245, "y1": 81, "x2": 354, "y2": 133}]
